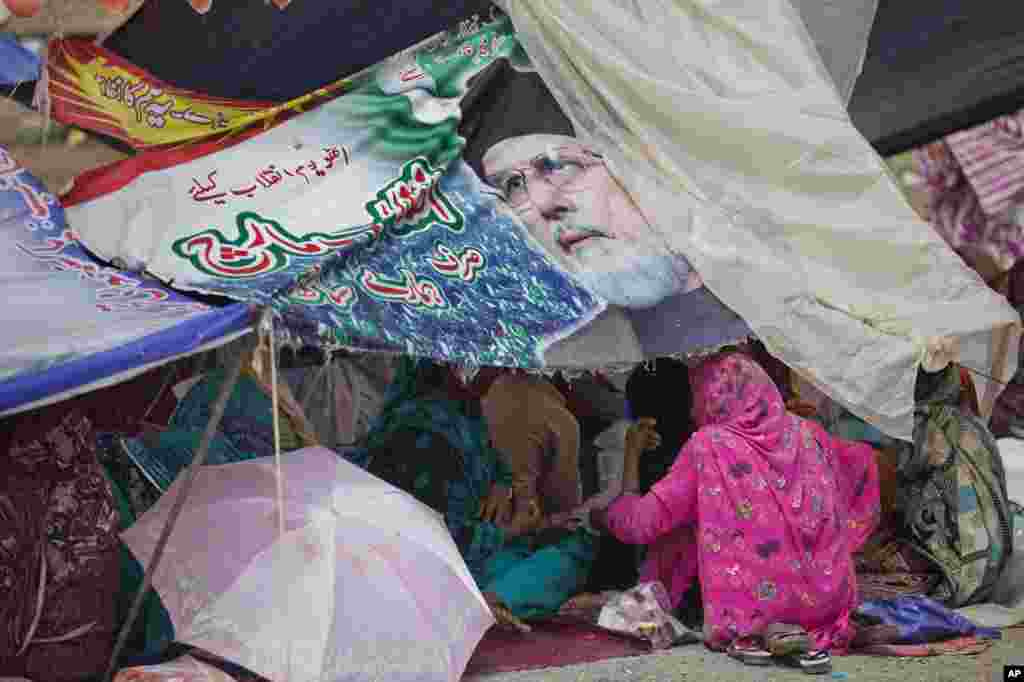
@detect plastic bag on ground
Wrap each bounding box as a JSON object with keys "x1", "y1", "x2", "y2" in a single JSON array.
[{"x1": 596, "y1": 581, "x2": 701, "y2": 650}]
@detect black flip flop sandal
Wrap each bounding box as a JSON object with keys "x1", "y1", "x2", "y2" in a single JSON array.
[{"x1": 778, "y1": 650, "x2": 833, "y2": 675}]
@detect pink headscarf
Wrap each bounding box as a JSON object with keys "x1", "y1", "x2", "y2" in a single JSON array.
[
  {"x1": 695, "y1": 351, "x2": 880, "y2": 541},
  {"x1": 691, "y1": 351, "x2": 880, "y2": 566},
  {"x1": 691, "y1": 351, "x2": 788, "y2": 448}
]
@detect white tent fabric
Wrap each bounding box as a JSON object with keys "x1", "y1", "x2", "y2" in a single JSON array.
[
  {"x1": 497, "y1": 0, "x2": 1020, "y2": 439},
  {"x1": 790, "y1": 0, "x2": 877, "y2": 105}
]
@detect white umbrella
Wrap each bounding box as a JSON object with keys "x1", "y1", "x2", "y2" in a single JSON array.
[{"x1": 122, "y1": 446, "x2": 494, "y2": 682}]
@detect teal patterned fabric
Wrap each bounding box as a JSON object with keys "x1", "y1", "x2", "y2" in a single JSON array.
[{"x1": 359, "y1": 357, "x2": 512, "y2": 583}]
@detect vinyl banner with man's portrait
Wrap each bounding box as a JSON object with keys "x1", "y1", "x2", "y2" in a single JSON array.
[{"x1": 63, "y1": 9, "x2": 750, "y2": 369}]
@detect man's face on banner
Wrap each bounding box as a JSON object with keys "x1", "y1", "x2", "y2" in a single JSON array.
[{"x1": 483, "y1": 134, "x2": 695, "y2": 309}]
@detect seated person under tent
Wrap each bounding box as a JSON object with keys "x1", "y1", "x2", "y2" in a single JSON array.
[
  {"x1": 359, "y1": 357, "x2": 599, "y2": 629},
  {"x1": 122, "y1": 342, "x2": 320, "y2": 492}
]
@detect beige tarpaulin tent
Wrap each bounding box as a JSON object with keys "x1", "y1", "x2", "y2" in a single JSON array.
[{"x1": 498, "y1": 0, "x2": 1020, "y2": 439}]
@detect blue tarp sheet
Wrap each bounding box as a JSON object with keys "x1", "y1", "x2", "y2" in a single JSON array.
[
  {"x1": 0, "y1": 34, "x2": 40, "y2": 88},
  {"x1": 0, "y1": 145, "x2": 252, "y2": 417}
]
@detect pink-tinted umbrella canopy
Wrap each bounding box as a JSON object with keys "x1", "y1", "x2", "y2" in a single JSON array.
[{"x1": 123, "y1": 446, "x2": 494, "y2": 682}]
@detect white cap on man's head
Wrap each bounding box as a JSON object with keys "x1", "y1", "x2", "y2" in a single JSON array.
[{"x1": 481, "y1": 134, "x2": 580, "y2": 177}]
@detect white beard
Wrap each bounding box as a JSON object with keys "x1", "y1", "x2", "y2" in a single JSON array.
[{"x1": 572, "y1": 248, "x2": 686, "y2": 309}]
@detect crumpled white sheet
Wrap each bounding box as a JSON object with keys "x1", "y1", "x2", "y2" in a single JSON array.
[{"x1": 495, "y1": 0, "x2": 1021, "y2": 440}]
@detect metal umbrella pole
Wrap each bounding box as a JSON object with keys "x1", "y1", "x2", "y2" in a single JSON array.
[{"x1": 103, "y1": 332, "x2": 253, "y2": 682}]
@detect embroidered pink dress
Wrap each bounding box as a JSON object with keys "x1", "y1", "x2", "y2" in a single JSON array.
[{"x1": 604, "y1": 353, "x2": 880, "y2": 653}]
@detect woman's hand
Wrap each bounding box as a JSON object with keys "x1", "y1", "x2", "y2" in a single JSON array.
[
  {"x1": 484, "y1": 592, "x2": 531, "y2": 633},
  {"x1": 559, "y1": 592, "x2": 611, "y2": 617},
  {"x1": 625, "y1": 418, "x2": 661, "y2": 456},
  {"x1": 548, "y1": 511, "x2": 583, "y2": 532},
  {"x1": 588, "y1": 507, "x2": 610, "y2": 534},
  {"x1": 479, "y1": 484, "x2": 513, "y2": 524},
  {"x1": 501, "y1": 499, "x2": 544, "y2": 538},
  {"x1": 785, "y1": 400, "x2": 818, "y2": 419}
]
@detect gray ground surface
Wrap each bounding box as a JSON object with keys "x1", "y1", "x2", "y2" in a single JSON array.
[{"x1": 467, "y1": 627, "x2": 1024, "y2": 682}]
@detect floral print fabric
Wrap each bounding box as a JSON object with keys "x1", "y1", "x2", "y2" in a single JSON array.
[
  {"x1": 946, "y1": 110, "x2": 1024, "y2": 220},
  {"x1": 605, "y1": 352, "x2": 880, "y2": 654},
  {"x1": 890, "y1": 139, "x2": 1024, "y2": 275},
  {"x1": 360, "y1": 357, "x2": 513, "y2": 585}
]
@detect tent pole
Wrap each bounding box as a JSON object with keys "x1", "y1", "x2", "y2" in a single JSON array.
[{"x1": 103, "y1": 333, "x2": 253, "y2": 682}]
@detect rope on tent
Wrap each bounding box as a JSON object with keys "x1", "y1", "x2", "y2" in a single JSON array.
[
  {"x1": 103, "y1": 333, "x2": 253, "y2": 682},
  {"x1": 139, "y1": 364, "x2": 177, "y2": 426},
  {"x1": 260, "y1": 310, "x2": 287, "y2": 538},
  {"x1": 5, "y1": 78, "x2": 23, "y2": 102},
  {"x1": 258, "y1": 309, "x2": 293, "y2": 682},
  {"x1": 31, "y1": 2, "x2": 62, "y2": 155},
  {"x1": 301, "y1": 352, "x2": 332, "y2": 413}
]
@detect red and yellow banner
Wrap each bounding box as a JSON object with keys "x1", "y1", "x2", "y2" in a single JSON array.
[{"x1": 46, "y1": 38, "x2": 349, "y2": 149}]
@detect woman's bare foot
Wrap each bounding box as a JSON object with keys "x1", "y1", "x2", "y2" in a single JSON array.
[
  {"x1": 501, "y1": 499, "x2": 544, "y2": 538},
  {"x1": 559, "y1": 593, "x2": 610, "y2": 614},
  {"x1": 484, "y1": 592, "x2": 531, "y2": 633}
]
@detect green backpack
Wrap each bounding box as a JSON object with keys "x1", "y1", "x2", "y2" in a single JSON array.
[{"x1": 899, "y1": 404, "x2": 1015, "y2": 607}]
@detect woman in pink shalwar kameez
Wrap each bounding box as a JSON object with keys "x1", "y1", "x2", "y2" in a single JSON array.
[{"x1": 595, "y1": 352, "x2": 880, "y2": 671}]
